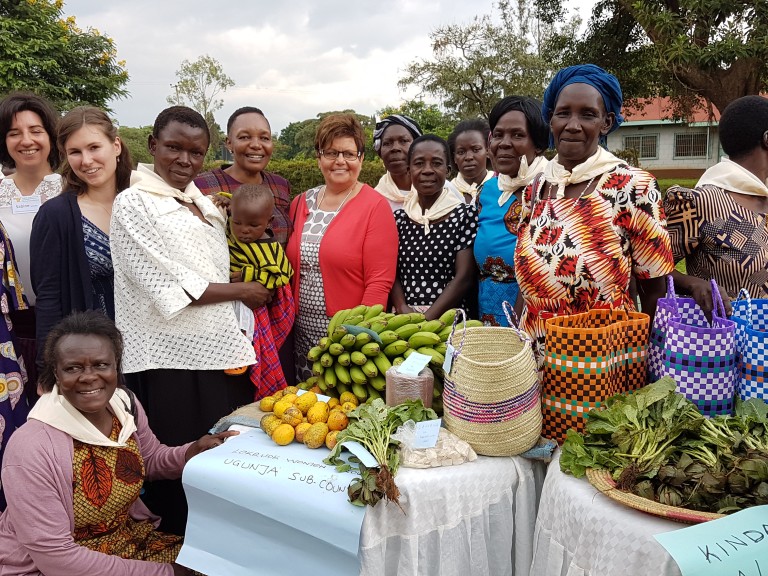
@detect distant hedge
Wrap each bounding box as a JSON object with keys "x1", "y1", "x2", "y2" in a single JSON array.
[{"x1": 265, "y1": 159, "x2": 386, "y2": 198}]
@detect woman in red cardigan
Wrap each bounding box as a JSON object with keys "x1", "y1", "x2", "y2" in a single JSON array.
[{"x1": 286, "y1": 114, "x2": 397, "y2": 380}]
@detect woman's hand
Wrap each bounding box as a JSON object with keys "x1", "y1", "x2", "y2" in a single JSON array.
[
  {"x1": 238, "y1": 282, "x2": 274, "y2": 308},
  {"x1": 211, "y1": 193, "x2": 231, "y2": 211},
  {"x1": 685, "y1": 275, "x2": 732, "y2": 319},
  {"x1": 185, "y1": 430, "x2": 240, "y2": 462}
]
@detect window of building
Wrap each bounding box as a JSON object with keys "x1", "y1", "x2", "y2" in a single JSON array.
[
  {"x1": 623, "y1": 134, "x2": 658, "y2": 159},
  {"x1": 674, "y1": 132, "x2": 708, "y2": 158}
]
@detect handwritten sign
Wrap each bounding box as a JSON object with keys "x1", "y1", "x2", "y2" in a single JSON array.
[
  {"x1": 397, "y1": 351, "x2": 431, "y2": 377},
  {"x1": 654, "y1": 505, "x2": 768, "y2": 576},
  {"x1": 412, "y1": 418, "x2": 442, "y2": 449},
  {"x1": 178, "y1": 428, "x2": 364, "y2": 576}
]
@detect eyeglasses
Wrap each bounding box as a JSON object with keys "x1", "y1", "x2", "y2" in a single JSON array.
[{"x1": 319, "y1": 149, "x2": 362, "y2": 161}]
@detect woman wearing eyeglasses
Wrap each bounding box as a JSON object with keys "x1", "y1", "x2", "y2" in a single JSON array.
[{"x1": 286, "y1": 114, "x2": 398, "y2": 380}]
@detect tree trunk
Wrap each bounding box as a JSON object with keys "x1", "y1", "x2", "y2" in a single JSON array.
[{"x1": 672, "y1": 57, "x2": 763, "y2": 114}]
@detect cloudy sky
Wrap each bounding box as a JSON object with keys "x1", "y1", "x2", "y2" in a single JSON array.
[{"x1": 63, "y1": 0, "x2": 596, "y2": 134}]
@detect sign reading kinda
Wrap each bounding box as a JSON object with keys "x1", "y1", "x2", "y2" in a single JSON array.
[
  {"x1": 654, "y1": 505, "x2": 768, "y2": 576},
  {"x1": 177, "y1": 428, "x2": 365, "y2": 576}
]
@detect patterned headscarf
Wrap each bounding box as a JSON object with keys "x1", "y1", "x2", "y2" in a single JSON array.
[
  {"x1": 373, "y1": 115, "x2": 423, "y2": 153},
  {"x1": 541, "y1": 64, "x2": 625, "y2": 147}
]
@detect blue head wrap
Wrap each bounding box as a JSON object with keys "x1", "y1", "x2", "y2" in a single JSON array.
[{"x1": 541, "y1": 64, "x2": 625, "y2": 147}]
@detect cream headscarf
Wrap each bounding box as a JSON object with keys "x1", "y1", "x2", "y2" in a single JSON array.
[
  {"x1": 543, "y1": 147, "x2": 623, "y2": 198},
  {"x1": 696, "y1": 157, "x2": 768, "y2": 197},
  {"x1": 29, "y1": 386, "x2": 138, "y2": 448},
  {"x1": 498, "y1": 155, "x2": 549, "y2": 206},
  {"x1": 375, "y1": 171, "x2": 415, "y2": 204},
  {"x1": 403, "y1": 187, "x2": 463, "y2": 235},
  {"x1": 452, "y1": 171, "x2": 494, "y2": 203},
  {"x1": 131, "y1": 163, "x2": 205, "y2": 204}
]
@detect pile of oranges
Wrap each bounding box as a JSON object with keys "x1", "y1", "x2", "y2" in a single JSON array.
[{"x1": 259, "y1": 386, "x2": 358, "y2": 449}]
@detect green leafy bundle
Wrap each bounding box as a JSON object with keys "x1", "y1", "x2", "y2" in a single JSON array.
[
  {"x1": 561, "y1": 377, "x2": 768, "y2": 514},
  {"x1": 324, "y1": 399, "x2": 437, "y2": 508}
]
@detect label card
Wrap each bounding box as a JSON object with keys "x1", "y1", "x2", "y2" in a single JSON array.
[
  {"x1": 442, "y1": 343, "x2": 455, "y2": 374},
  {"x1": 11, "y1": 195, "x2": 41, "y2": 214},
  {"x1": 339, "y1": 440, "x2": 378, "y2": 468},
  {"x1": 397, "y1": 351, "x2": 431, "y2": 377},
  {"x1": 654, "y1": 505, "x2": 768, "y2": 576},
  {"x1": 412, "y1": 418, "x2": 442, "y2": 449}
]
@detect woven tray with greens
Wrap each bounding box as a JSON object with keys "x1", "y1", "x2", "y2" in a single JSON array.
[{"x1": 561, "y1": 377, "x2": 768, "y2": 515}]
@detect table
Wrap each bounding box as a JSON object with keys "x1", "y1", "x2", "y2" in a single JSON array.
[
  {"x1": 529, "y1": 451, "x2": 683, "y2": 576},
  {"x1": 181, "y1": 423, "x2": 545, "y2": 576}
]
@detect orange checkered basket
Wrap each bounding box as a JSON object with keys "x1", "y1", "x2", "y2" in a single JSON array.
[{"x1": 542, "y1": 308, "x2": 650, "y2": 444}]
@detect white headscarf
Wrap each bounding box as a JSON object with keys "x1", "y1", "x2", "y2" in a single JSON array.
[
  {"x1": 696, "y1": 157, "x2": 768, "y2": 197},
  {"x1": 497, "y1": 155, "x2": 549, "y2": 206},
  {"x1": 543, "y1": 147, "x2": 623, "y2": 198},
  {"x1": 29, "y1": 386, "x2": 138, "y2": 448},
  {"x1": 402, "y1": 187, "x2": 463, "y2": 235}
]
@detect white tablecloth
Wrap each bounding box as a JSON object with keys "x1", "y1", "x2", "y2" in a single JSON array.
[
  {"x1": 529, "y1": 451, "x2": 683, "y2": 576},
  {"x1": 361, "y1": 455, "x2": 546, "y2": 576}
]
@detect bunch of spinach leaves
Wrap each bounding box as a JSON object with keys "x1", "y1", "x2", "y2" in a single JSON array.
[{"x1": 561, "y1": 377, "x2": 768, "y2": 514}]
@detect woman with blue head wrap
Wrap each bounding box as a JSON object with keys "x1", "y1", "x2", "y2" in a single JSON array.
[{"x1": 513, "y1": 64, "x2": 674, "y2": 368}]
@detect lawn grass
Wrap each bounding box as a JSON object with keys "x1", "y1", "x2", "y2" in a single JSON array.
[{"x1": 657, "y1": 178, "x2": 698, "y2": 194}]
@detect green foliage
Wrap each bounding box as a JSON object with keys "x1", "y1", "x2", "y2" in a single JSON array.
[
  {"x1": 657, "y1": 178, "x2": 697, "y2": 194},
  {"x1": 275, "y1": 110, "x2": 377, "y2": 161},
  {"x1": 0, "y1": 0, "x2": 129, "y2": 111},
  {"x1": 610, "y1": 148, "x2": 640, "y2": 168},
  {"x1": 399, "y1": 0, "x2": 580, "y2": 118},
  {"x1": 267, "y1": 158, "x2": 385, "y2": 197},
  {"x1": 574, "y1": 0, "x2": 768, "y2": 116},
  {"x1": 377, "y1": 101, "x2": 458, "y2": 140},
  {"x1": 118, "y1": 125, "x2": 152, "y2": 167},
  {"x1": 167, "y1": 55, "x2": 233, "y2": 157}
]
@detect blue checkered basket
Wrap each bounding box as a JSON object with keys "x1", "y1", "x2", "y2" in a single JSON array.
[
  {"x1": 731, "y1": 290, "x2": 768, "y2": 401},
  {"x1": 647, "y1": 276, "x2": 737, "y2": 417}
]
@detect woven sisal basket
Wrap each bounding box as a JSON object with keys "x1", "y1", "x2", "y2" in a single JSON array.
[
  {"x1": 586, "y1": 468, "x2": 726, "y2": 524},
  {"x1": 442, "y1": 307, "x2": 541, "y2": 456}
]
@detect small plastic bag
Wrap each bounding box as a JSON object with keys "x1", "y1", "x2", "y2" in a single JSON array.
[{"x1": 394, "y1": 421, "x2": 477, "y2": 469}]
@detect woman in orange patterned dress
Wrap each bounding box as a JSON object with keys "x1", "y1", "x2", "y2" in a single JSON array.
[
  {"x1": 514, "y1": 64, "x2": 674, "y2": 366},
  {"x1": 0, "y1": 311, "x2": 234, "y2": 575}
]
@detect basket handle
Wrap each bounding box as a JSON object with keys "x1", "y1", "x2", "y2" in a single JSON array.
[
  {"x1": 665, "y1": 274, "x2": 680, "y2": 316},
  {"x1": 710, "y1": 279, "x2": 726, "y2": 320},
  {"x1": 447, "y1": 308, "x2": 468, "y2": 358},
  {"x1": 502, "y1": 300, "x2": 531, "y2": 343},
  {"x1": 737, "y1": 288, "x2": 753, "y2": 325}
]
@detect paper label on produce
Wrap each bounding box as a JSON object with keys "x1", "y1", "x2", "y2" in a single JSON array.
[
  {"x1": 443, "y1": 343, "x2": 455, "y2": 374},
  {"x1": 397, "y1": 351, "x2": 431, "y2": 376},
  {"x1": 654, "y1": 504, "x2": 768, "y2": 576},
  {"x1": 412, "y1": 418, "x2": 441, "y2": 449},
  {"x1": 340, "y1": 440, "x2": 378, "y2": 468}
]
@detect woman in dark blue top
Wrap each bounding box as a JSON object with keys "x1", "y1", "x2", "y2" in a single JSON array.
[{"x1": 30, "y1": 107, "x2": 132, "y2": 368}]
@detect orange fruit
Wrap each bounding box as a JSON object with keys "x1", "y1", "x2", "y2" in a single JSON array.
[
  {"x1": 307, "y1": 401, "x2": 330, "y2": 424},
  {"x1": 272, "y1": 424, "x2": 295, "y2": 446},
  {"x1": 282, "y1": 406, "x2": 303, "y2": 427},
  {"x1": 273, "y1": 400, "x2": 293, "y2": 419},
  {"x1": 295, "y1": 391, "x2": 318, "y2": 415},
  {"x1": 294, "y1": 422, "x2": 312, "y2": 444},
  {"x1": 259, "y1": 396, "x2": 277, "y2": 412},
  {"x1": 341, "y1": 401, "x2": 358, "y2": 414},
  {"x1": 304, "y1": 423, "x2": 329, "y2": 449},
  {"x1": 339, "y1": 392, "x2": 358, "y2": 406},
  {"x1": 327, "y1": 398, "x2": 340, "y2": 409},
  {"x1": 327, "y1": 410, "x2": 349, "y2": 432},
  {"x1": 260, "y1": 414, "x2": 282, "y2": 438},
  {"x1": 325, "y1": 430, "x2": 340, "y2": 450}
]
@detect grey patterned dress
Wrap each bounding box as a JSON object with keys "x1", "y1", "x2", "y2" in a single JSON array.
[{"x1": 295, "y1": 186, "x2": 338, "y2": 380}]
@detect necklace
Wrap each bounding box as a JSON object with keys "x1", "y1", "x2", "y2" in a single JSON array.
[
  {"x1": 317, "y1": 182, "x2": 357, "y2": 212},
  {"x1": 547, "y1": 175, "x2": 598, "y2": 224},
  {"x1": 82, "y1": 192, "x2": 115, "y2": 219}
]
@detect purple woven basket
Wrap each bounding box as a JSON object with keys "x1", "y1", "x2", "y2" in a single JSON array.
[{"x1": 647, "y1": 276, "x2": 737, "y2": 417}]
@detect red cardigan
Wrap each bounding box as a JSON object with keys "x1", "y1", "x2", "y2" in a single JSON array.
[{"x1": 287, "y1": 184, "x2": 397, "y2": 316}]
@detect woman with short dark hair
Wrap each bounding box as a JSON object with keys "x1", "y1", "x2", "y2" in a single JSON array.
[{"x1": 665, "y1": 95, "x2": 768, "y2": 313}]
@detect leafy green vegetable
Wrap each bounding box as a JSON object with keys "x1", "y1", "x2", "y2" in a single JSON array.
[
  {"x1": 561, "y1": 377, "x2": 768, "y2": 514},
  {"x1": 324, "y1": 398, "x2": 437, "y2": 507}
]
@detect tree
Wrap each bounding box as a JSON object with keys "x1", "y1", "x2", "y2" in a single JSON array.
[
  {"x1": 377, "y1": 101, "x2": 458, "y2": 140},
  {"x1": 538, "y1": 0, "x2": 768, "y2": 117},
  {"x1": 167, "y1": 54, "x2": 234, "y2": 156},
  {"x1": 399, "y1": 0, "x2": 580, "y2": 119},
  {"x1": 0, "y1": 0, "x2": 129, "y2": 110},
  {"x1": 275, "y1": 111, "x2": 378, "y2": 161},
  {"x1": 118, "y1": 126, "x2": 153, "y2": 167}
]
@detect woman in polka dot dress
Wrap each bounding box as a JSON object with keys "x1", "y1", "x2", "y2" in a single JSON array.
[{"x1": 391, "y1": 135, "x2": 478, "y2": 320}]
